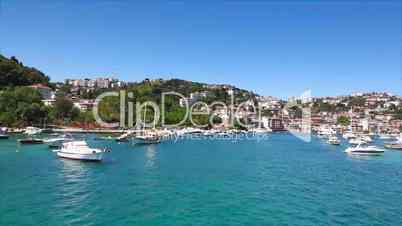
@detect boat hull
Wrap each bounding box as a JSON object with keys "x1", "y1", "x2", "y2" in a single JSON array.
[
  {"x1": 346, "y1": 151, "x2": 384, "y2": 156},
  {"x1": 345, "y1": 148, "x2": 384, "y2": 155},
  {"x1": 57, "y1": 151, "x2": 103, "y2": 161},
  {"x1": 19, "y1": 139, "x2": 44, "y2": 144},
  {"x1": 384, "y1": 144, "x2": 402, "y2": 150},
  {"x1": 328, "y1": 142, "x2": 341, "y2": 145},
  {"x1": 133, "y1": 138, "x2": 160, "y2": 145}
]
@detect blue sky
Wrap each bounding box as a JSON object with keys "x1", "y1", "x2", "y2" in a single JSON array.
[{"x1": 1, "y1": 0, "x2": 401, "y2": 98}]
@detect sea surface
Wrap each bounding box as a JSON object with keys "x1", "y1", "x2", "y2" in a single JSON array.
[{"x1": 0, "y1": 133, "x2": 401, "y2": 226}]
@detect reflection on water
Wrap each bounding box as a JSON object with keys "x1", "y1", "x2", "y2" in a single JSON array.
[
  {"x1": 2, "y1": 134, "x2": 402, "y2": 226},
  {"x1": 145, "y1": 145, "x2": 157, "y2": 168},
  {"x1": 347, "y1": 154, "x2": 384, "y2": 161},
  {"x1": 54, "y1": 159, "x2": 97, "y2": 224}
]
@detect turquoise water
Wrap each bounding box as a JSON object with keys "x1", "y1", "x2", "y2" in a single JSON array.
[{"x1": 1, "y1": 134, "x2": 402, "y2": 226}]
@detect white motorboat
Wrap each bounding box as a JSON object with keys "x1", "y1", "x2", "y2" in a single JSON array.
[
  {"x1": 378, "y1": 134, "x2": 393, "y2": 140},
  {"x1": 18, "y1": 138, "x2": 44, "y2": 144},
  {"x1": 384, "y1": 133, "x2": 402, "y2": 150},
  {"x1": 345, "y1": 143, "x2": 384, "y2": 156},
  {"x1": 317, "y1": 127, "x2": 336, "y2": 137},
  {"x1": 349, "y1": 138, "x2": 367, "y2": 145},
  {"x1": 0, "y1": 127, "x2": 9, "y2": 139},
  {"x1": 327, "y1": 136, "x2": 341, "y2": 145},
  {"x1": 57, "y1": 141, "x2": 108, "y2": 161},
  {"x1": 24, "y1": 127, "x2": 42, "y2": 135},
  {"x1": 134, "y1": 131, "x2": 161, "y2": 144},
  {"x1": 134, "y1": 135, "x2": 161, "y2": 144},
  {"x1": 361, "y1": 136, "x2": 373, "y2": 143},
  {"x1": 116, "y1": 131, "x2": 134, "y2": 142},
  {"x1": 342, "y1": 132, "x2": 356, "y2": 140},
  {"x1": 250, "y1": 128, "x2": 271, "y2": 134},
  {"x1": 44, "y1": 135, "x2": 74, "y2": 148},
  {"x1": 317, "y1": 134, "x2": 328, "y2": 139}
]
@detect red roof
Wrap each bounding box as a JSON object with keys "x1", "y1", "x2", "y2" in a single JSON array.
[{"x1": 29, "y1": 84, "x2": 51, "y2": 90}]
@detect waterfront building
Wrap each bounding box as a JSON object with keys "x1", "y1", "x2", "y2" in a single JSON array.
[
  {"x1": 73, "y1": 99, "x2": 95, "y2": 111},
  {"x1": 270, "y1": 118, "x2": 285, "y2": 131},
  {"x1": 29, "y1": 84, "x2": 53, "y2": 99}
]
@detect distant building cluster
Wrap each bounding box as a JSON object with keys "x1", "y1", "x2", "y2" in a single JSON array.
[
  {"x1": 26, "y1": 78, "x2": 402, "y2": 132},
  {"x1": 65, "y1": 77, "x2": 125, "y2": 89},
  {"x1": 179, "y1": 91, "x2": 212, "y2": 107},
  {"x1": 28, "y1": 84, "x2": 54, "y2": 100},
  {"x1": 25, "y1": 77, "x2": 125, "y2": 111},
  {"x1": 308, "y1": 92, "x2": 402, "y2": 133}
]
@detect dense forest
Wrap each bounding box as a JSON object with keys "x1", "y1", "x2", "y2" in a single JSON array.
[
  {"x1": 0, "y1": 54, "x2": 50, "y2": 87},
  {"x1": 0, "y1": 55, "x2": 109, "y2": 127}
]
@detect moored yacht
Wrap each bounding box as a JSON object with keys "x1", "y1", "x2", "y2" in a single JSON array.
[
  {"x1": 24, "y1": 127, "x2": 42, "y2": 135},
  {"x1": 384, "y1": 133, "x2": 402, "y2": 150},
  {"x1": 133, "y1": 130, "x2": 161, "y2": 145},
  {"x1": 56, "y1": 141, "x2": 109, "y2": 161},
  {"x1": 0, "y1": 127, "x2": 9, "y2": 139},
  {"x1": 18, "y1": 138, "x2": 44, "y2": 144},
  {"x1": 249, "y1": 127, "x2": 271, "y2": 134},
  {"x1": 43, "y1": 134, "x2": 73, "y2": 148},
  {"x1": 327, "y1": 136, "x2": 341, "y2": 145},
  {"x1": 345, "y1": 143, "x2": 384, "y2": 156},
  {"x1": 342, "y1": 132, "x2": 356, "y2": 140},
  {"x1": 378, "y1": 134, "x2": 393, "y2": 140},
  {"x1": 317, "y1": 126, "x2": 336, "y2": 138},
  {"x1": 116, "y1": 131, "x2": 133, "y2": 142},
  {"x1": 349, "y1": 138, "x2": 367, "y2": 145},
  {"x1": 361, "y1": 135, "x2": 373, "y2": 143}
]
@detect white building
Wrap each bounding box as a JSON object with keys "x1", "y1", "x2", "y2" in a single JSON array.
[{"x1": 29, "y1": 84, "x2": 53, "y2": 100}]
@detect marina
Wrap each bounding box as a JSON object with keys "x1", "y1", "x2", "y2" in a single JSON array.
[
  {"x1": 1, "y1": 132, "x2": 402, "y2": 225},
  {"x1": 0, "y1": 1, "x2": 400, "y2": 224}
]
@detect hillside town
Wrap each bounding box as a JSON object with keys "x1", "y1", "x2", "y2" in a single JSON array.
[{"x1": 24, "y1": 77, "x2": 402, "y2": 134}]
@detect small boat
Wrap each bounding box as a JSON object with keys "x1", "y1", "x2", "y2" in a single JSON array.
[
  {"x1": 133, "y1": 108, "x2": 161, "y2": 144},
  {"x1": 24, "y1": 127, "x2": 42, "y2": 135},
  {"x1": 0, "y1": 127, "x2": 9, "y2": 139},
  {"x1": 349, "y1": 138, "x2": 367, "y2": 145},
  {"x1": 133, "y1": 130, "x2": 161, "y2": 144},
  {"x1": 18, "y1": 138, "x2": 44, "y2": 144},
  {"x1": 378, "y1": 134, "x2": 393, "y2": 140},
  {"x1": 384, "y1": 143, "x2": 402, "y2": 150},
  {"x1": 327, "y1": 136, "x2": 341, "y2": 145},
  {"x1": 134, "y1": 134, "x2": 161, "y2": 144},
  {"x1": 361, "y1": 136, "x2": 373, "y2": 143},
  {"x1": 43, "y1": 135, "x2": 74, "y2": 148},
  {"x1": 384, "y1": 134, "x2": 402, "y2": 150},
  {"x1": 116, "y1": 131, "x2": 133, "y2": 142},
  {"x1": 317, "y1": 134, "x2": 328, "y2": 139},
  {"x1": 57, "y1": 141, "x2": 109, "y2": 161},
  {"x1": 345, "y1": 143, "x2": 384, "y2": 156},
  {"x1": 249, "y1": 128, "x2": 271, "y2": 134},
  {"x1": 342, "y1": 132, "x2": 356, "y2": 140},
  {"x1": 95, "y1": 135, "x2": 115, "y2": 141}
]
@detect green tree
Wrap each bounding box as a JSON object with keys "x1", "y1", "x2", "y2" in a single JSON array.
[
  {"x1": 51, "y1": 97, "x2": 80, "y2": 123},
  {"x1": 349, "y1": 97, "x2": 366, "y2": 107},
  {"x1": 0, "y1": 87, "x2": 45, "y2": 126},
  {"x1": 0, "y1": 54, "x2": 49, "y2": 87},
  {"x1": 337, "y1": 116, "x2": 351, "y2": 126},
  {"x1": 97, "y1": 96, "x2": 121, "y2": 124}
]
